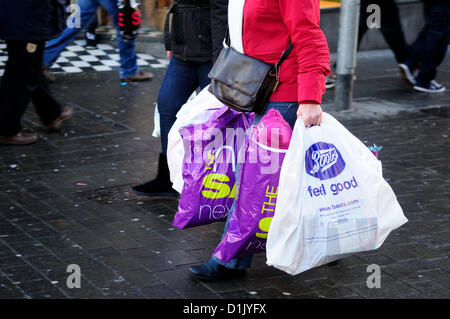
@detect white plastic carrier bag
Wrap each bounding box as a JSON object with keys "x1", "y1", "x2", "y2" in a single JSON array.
[
  {"x1": 167, "y1": 86, "x2": 224, "y2": 192},
  {"x1": 155, "y1": 91, "x2": 197, "y2": 139},
  {"x1": 152, "y1": 104, "x2": 161, "y2": 138},
  {"x1": 266, "y1": 112, "x2": 408, "y2": 275}
]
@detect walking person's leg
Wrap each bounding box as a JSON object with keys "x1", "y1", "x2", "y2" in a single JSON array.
[
  {"x1": 43, "y1": 0, "x2": 99, "y2": 69},
  {"x1": 328, "y1": 0, "x2": 375, "y2": 89},
  {"x1": 399, "y1": 0, "x2": 430, "y2": 85},
  {"x1": 29, "y1": 43, "x2": 73, "y2": 130},
  {"x1": 0, "y1": 41, "x2": 36, "y2": 143},
  {"x1": 189, "y1": 192, "x2": 253, "y2": 280},
  {"x1": 413, "y1": 1, "x2": 449, "y2": 93},
  {"x1": 131, "y1": 57, "x2": 200, "y2": 197},
  {"x1": 85, "y1": 14, "x2": 98, "y2": 48},
  {"x1": 100, "y1": 0, "x2": 152, "y2": 81},
  {"x1": 159, "y1": 59, "x2": 200, "y2": 155},
  {"x1": 0, "y1": 41, "x2": 73, "y2": 144},
  {"x1": 377, "y1": 0, "x2": 409, "y2": 64},
  {"x1": 399, "y1": 26, "x2": 424, "y2": 85},
  {"x1": 357, "y1": 0, "x2": 371, "y2": 50}
]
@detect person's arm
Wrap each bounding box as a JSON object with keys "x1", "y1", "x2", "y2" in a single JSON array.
[
  {"x1": 210, "y1": 0, "x2": 228, "y2": 64},
  {"x1": 163, "y1": 1, "x2": 176, "y2": 57},
  {"x1": 278, "y1": 0, "x2": 330, "y2": 127}
]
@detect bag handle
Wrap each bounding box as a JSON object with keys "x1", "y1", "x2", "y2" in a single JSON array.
[
  {"x1": 213, "y1": 145, "x2": 237, "y2": 173},
  {"x1": 275, "y1": 43, "x2": 294, "y2": 70},
  {"x1": 224, "y1": 28, "x2": 294, "y2": 79},
  {"x1": 224, "y1": 28, "x2": 293, "y2": 70}
]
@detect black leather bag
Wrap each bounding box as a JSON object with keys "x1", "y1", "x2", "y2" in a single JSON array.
[{"x1": 208, "y1": 43, "x2": 293, "y2": 114}]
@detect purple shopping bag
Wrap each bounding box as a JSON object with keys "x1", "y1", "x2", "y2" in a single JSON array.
[
  {"x1": 173, "y1": 107, "x2": 253, "y2": 229},
  {"x1": 213, "y1": 109, "x2": 292, "y2": 262}
]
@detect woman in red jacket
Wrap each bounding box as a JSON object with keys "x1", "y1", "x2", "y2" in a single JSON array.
[{"x1": 189, "y1": 0, "x2": 330, "y2": 281}]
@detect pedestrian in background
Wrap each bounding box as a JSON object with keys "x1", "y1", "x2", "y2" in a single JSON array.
[
  {"x1": 43, "y1": 0, "x2": 153, "y2": 83},
  {"x1": 327, "y1": 0, "x2": 410, "y2": 89},
  {"x1": 85, "y1": 14, "x2": 99, "y2": 49},
  {"x1": 399, "y1": 0, "x2": 449, "y2": 93},
  {"x1": 359, "y1": 0, "x2": 409, "y2": 65},
  {"x1": 0, "y1": 0, "x2": 73, "y2": 145},
  {"x1": 131, "y1": 0, "x2": 228, "y2": 197}
]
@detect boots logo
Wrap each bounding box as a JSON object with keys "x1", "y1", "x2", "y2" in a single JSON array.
[{"x1": 305, "y1": 142, "x2": 346, "y2": 180}]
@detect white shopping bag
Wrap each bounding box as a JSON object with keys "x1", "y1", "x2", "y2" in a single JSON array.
[
  {"x1": 266, "y1": 112, "x2": 408, "y2": 275},
  {"x1": 167, "y1": 85, "x2": 224, "y2": 192},
  {"x1": 152, "y1": 104, "x2": 160, "y2": 138},
  {"x1": 152, "y1": 88, "x2": 197, "y2": 138}
]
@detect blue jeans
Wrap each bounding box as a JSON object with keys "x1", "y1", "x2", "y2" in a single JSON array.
[
  {"x1": 254, "y1": 101, "x2": 298, "y2": 129},
  {"x1": 211, "y1": 101, "x2": 298, "y2": 269},
  {"x1": 404, "y1": 2, "x2": 450, "y2": 86},
  {"x1": 43, "y1": 0, "x2": 139, "y2": 79},
  {"x1": 158, "y1": 57, "x2": 212, "y2": 154}
]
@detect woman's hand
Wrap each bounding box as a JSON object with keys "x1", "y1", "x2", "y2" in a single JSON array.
[{"x1": 297, "y1": 103, "x2": 323, "y2": 128}]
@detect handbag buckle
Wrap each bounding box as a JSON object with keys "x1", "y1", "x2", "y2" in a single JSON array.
[
  {"x1": 273, "y1": 79, "x2": 280, "y2": 92},
  {"x1": 270, "y1": 66, "x2": 280, "y2": 92}
]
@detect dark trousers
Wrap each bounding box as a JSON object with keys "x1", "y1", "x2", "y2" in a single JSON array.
[
  {"x1": 358, "y1": 0, "x2": 409, "y2": 63},
  {"x1": 0, "y1": 41, "x2": 62, "y2": 137},
  {"x1": 405, "y1": 1, "x2": 450, "y2": 86},
  {"x1": 86, "y1": 15, "x2": 98, "y2": 35},
  {"x1": 157, "y1": 57, "x2": 212, "y2": 154}
]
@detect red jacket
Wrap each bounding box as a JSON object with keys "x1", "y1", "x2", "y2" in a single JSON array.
[{"x1": 243, "y1": 0, "x2": 330, "y2": 105}]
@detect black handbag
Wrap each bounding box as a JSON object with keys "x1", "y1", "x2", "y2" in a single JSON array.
[{"x1": 208, "y1": 40, "x2": 293, "y2": 114}]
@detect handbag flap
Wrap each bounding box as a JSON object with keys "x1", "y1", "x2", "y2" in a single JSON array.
[{"x1": 208, "y1": 46, "x2": 273, "y2": 97}]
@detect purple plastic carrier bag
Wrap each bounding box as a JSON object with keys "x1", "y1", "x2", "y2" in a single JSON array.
[
  {"x1": 173, "y1": 107, "x2": 253, "y2": 229},
  {"x1": 213, "y1": 109, "x2": 292, "y2": 262}
]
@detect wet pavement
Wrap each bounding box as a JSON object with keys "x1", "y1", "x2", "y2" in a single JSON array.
[{"x1": 0, "y1": 45, "x2": 449, "y2": 299}]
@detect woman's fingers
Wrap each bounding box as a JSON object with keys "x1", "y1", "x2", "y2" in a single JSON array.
[{"x1": 297, "y1": 104, "x2": 323, "y2": 127}]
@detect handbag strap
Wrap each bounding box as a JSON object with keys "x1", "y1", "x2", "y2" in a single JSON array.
[
  {"x1": 224, "y1": 29, "x2": 231, "y2": 47},
  {"x1": 224, "y1": 28, "x2": 293, "y2": 71},
  {"x1": 275, "y1": 43, "x2": 294, "y2": 70}
]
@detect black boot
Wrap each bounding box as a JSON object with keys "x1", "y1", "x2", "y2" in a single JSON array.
[
  {"x1": 188, "y1": 259, "x2": 246, "y2": 281},
  {"x1": 131, "y1": 153, "x2": 179, "y2": 197}
]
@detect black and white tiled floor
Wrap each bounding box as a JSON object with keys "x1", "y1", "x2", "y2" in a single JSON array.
[{"x1": 0, "y1": 39, "x2": 169, "y2": 76}]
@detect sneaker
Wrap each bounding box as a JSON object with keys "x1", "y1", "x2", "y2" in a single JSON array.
[
  {"x1": 325, "y1": 70, "x2": 357, "y2": 89},
  {"x1": 85, "y1": 32, "x2": 97, "y2": 49},
  {"x1": 413, "y1": 80, "x2": 446, "y2": 93},
  {"x1": 398, "y1": 63, "x2": 415, "y2": 86},
  {"x1": 326, "y1": 70, "x2": 336, "y2": 89},
  {"x1": 120, "y1": 71, "x2": 154, "y2": 83}
]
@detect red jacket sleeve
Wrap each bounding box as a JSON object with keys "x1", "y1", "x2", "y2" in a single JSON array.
[{"x1": 278, "y1": 0, "x2": 331, "y2": 104}]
